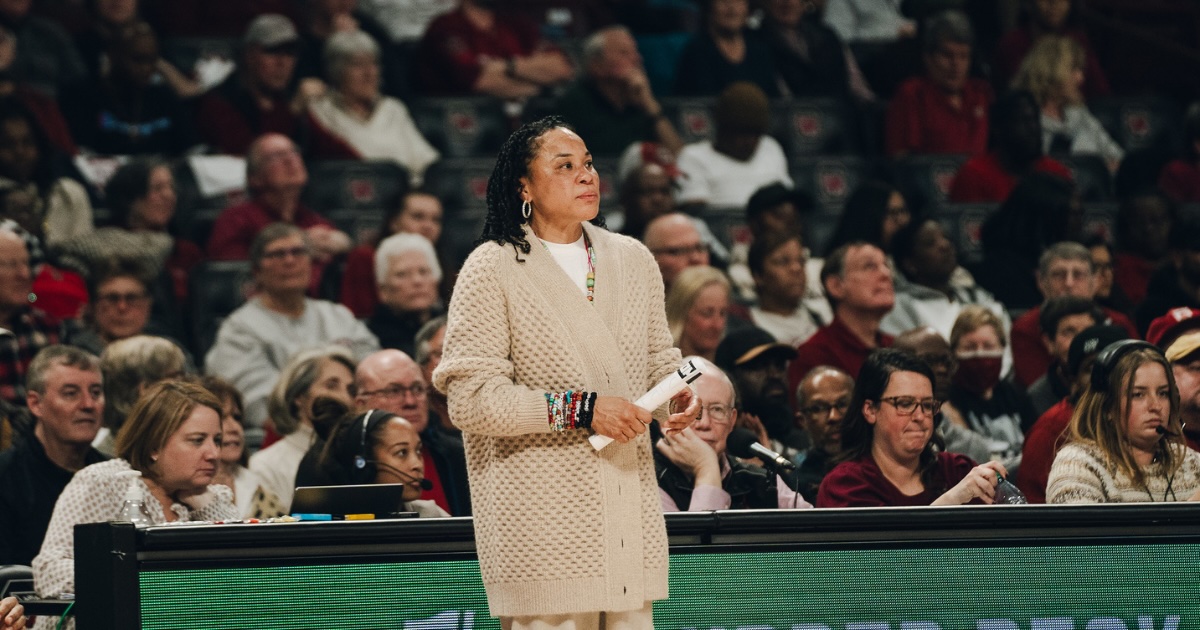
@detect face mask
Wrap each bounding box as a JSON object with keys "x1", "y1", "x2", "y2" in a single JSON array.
[{"x1": 952, "y1": 351, "x2": 1004, "y2": 396}]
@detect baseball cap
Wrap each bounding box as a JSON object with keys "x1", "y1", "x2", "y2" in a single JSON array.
[
  {"x1": 1067, "y1": 324, "x2": 1128, "y2": 377},
  {"x1": 1166, "y1": 331, "x2": 1200, "y2": 363},
  {"x1": 1145, "y1": 307, "x2": 1200, "y2": 350},
  {"x1": 714, "y1": 327, "x2": 796, "y2": 374},
  {"x1": 243, "y1": 14, "x2": 299, "y2": 49}
]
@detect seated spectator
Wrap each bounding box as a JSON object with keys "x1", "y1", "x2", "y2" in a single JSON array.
[
  {"x1": 554, "y1": 26, "x2": 682, "y2": 158},
  {"x1": 354, "y1": 348, "x2": 469, "y2": 516},
  {"x1": 1111, "y1": 189, "x2": 1173, "y2": 308},
  {"x1": 790, "y1": 365, "x2": 853, "y2": 500},
  {"x1": 95, "y1": 335, "x2": 187, "y2": 456},
  {"x1": 73, "y1": 0, "x2": 201, "y2": 99},
  {"x1": 367, "y1": 233, "x2": 443, "y2": 356},
  {"x1": 823, "y1": 0, "x2": 914, "y2": 46},
  {"x1": 414, "y1": 316, "x2": 451, "y2": 441},
  {"x1": 827, "y1": 181, "x2": 911, "y2": 258},
  {"x1": 0, "y1": 346, "x2": 104, "y2": 566},
  {"x1": 1018, "y1": 324, "x2": 1126, "y2": 503},
  {"x1": 739, "y1": 230, "x2": 824, "y2": 346},
  {"x1": 1085, "y1": 235, "x2": 1134, "y2": 318},
  {"x1": 657, "y1": 356, "x2": 810, "y2": 510},
  {"x1": 674, "y1": 0, "x2": 778, "y2": 98},
  {"x1": 1166, "y1": 328, "x2": 1200, "y2": 451},
  {"x1": 308, "y1": 30, "x2": 439, "y2": 187},
  {"x1": 194, "y1": 14, "x2": 357, "y2": 158},
  {"x1": 976, "y1": 174, "x2": 1081, "y2": 310},
  {"x1": 357, "y1": 0, "x2": 457, "y2": 45},
  {"x1": 1137, "y1": 211, "x2": 1200, "y2": 334},
  {"x1": 675, "y1": 82, "x2": 792, "y2": 210},
  {"x1": 33, "y1": 381, "x2": 237, "y2": 617},
  {"x1": 58, "y1": 22, "x2": 196, "y2": 156},
  {"x1": 993, "y1": 0, "x2": 1110, "y2": 99},
  {"x1": 205, "y1": 224, "x2": 378, "y2": 434},
  {"x1": 1011, "y1": 36, "x2": 1123, "y2": 169},
  {"x1": 56, "y1": 158, "x2": 203, "y2": 309},
  {"x1": 0, "y1": 0, "x2": 85, "y2": 98},
  {"x1": 0, "y1": 31, "x2": 76, "y2": 155},
  {"x1": 293, "y1": 0, "x2": 395, "y2": 92},
  {"x1": 881, "y1": 219, "x2": 1010, "y2": 349},
  {"x1": 1027, "y1": 296, "x2": 1103, "y2": 418},
  {"x1": 949, "y1": 89, "x2": 1072, "y2": 203},
  {"x1": 248, "y1": 346, "x2": 355, "y2": 510},
  {"x1": 885, "y1": 11, "x2": 992, "y2": 158},
  {"x1": 893, "y1": 325, "x2": 994, "y2": 465},
  {"x1": 206, "y1": 134, "x2": 353, "y2": 287},
  {"x1": 0, "y1": 101, "x2": 92, "y2": 245},
  {"x1": 0, "y1": 228, "x2": 69, "y2": 408},
  {"x1": 787, "y1": 241, "x2": 894, "y2": 391},
  {"x1": 715, "y1": 327, "x2": 805, "y2": 459},
  {"x1": 70, "y1": 259, "x2": 186, "y2": 359},
  {"x1": 1157, "y1": 102, "x2": 1200, "y2": 204},
  {"x1": 203, "y1": 375, "x2": 284, "y2": 519},
  {"x1": 340, "y1": 190, "x2": 443, "y2": 319},
  {"x1": 1047, "y1": 341, "x2": 1200, "y2": 503},
  {"x1": 1009, "y1": 242, "x2": 1139, "y2": 387},
  {"x1": 665, "y1": 266, "x2": 731, "y2": 363},
  {"x1": 316, "y1": 407, "x2": 450, "y2": 517},
  {"x1": 759, "y1": 0, "x2": 874, "y2": 101},
  {"x1": 944, "y1": 305, "x2": 1036, "y2": 476},
  {"x1": 616, "y1": 162, "x2": 676, "y2": 240},
  {"x1": 816, "y1": 348, "x2": 1004, "y2": 507},
  {"x1": 643, "y1": 212, "x2": 710, "y2": 291},
  {"x1": 415, "y1": 0, "x2": 573, "y2": 99}
]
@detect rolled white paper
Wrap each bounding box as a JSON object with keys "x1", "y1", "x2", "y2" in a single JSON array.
[{"x1": 588, "y1": 359, "x2": 704, "y2": 450}]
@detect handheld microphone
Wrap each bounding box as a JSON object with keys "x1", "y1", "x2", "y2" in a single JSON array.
[
  {"x1": 355, "y1": 456, "x2": 434, "y2": 491},
  {"x1": 727, "y1": 428, "x2": 796, "y2": 471}
]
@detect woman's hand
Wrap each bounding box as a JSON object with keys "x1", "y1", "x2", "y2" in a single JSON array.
[
  {"x1": 0, "y1": 596, "x2": 26, "y2": 630},
  {"x1": 934, "y1": 461, "x2": 1007, "y2": 506},
  {"x1": 590, "y1": 396, "x2": 652, "y2": 443},
  {"x1": 663, "y1": 388, "x2": 701, "y2": 435}
]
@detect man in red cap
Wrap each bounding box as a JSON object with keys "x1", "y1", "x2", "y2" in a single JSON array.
[{"x1": 1154, "y1": 307, "x2": 1200, "y2": 451}]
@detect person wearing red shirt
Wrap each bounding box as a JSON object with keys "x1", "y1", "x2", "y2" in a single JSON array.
[
  {"x1": 415, "y1": 0, "x2": 573, "y2": 100},
  {"x1": 949, "y1": 90, "x2": 1071, "y2": 203},
  {"x1": 787, "y1": 242, "x2": 894, "y2": 397},
  {"x1": 885, "y1": 11, "x2": 992, "y2": 158}
]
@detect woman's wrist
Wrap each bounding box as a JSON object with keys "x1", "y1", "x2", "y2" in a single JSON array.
[{"x1": 545, "y1": 390, "x2": 597, "y2": 432}]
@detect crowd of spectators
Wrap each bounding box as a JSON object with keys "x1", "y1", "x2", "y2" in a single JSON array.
[{"x1": 0, "y1": 1, "x2": 1199, "y2": 619}]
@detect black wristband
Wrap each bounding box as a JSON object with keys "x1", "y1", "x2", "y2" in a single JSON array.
[{"x1": 577, "y1": 391, "x2": 597, "y2": 431}]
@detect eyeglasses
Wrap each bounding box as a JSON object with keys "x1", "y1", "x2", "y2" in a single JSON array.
[
  {"x1": 261, "y1": 246, "x2": 311, "y2": 261},
  {"x1": 652, "y1": 243, "x2": 707, "y2": 258},
  {"x1": 357, "y1": 382, "x2": 427, "y2": 400},
  {"x1": 96, "y1": 292, "x2": 151, "y2": 307},
  {"x1": 877, "y1": 397, "x2": 941, "y2": 416},
  {"x1": 700, "y1": 403, "x2": 732, "y2": 423},
  {"x1": 801, "y1": 400, "x2": 850, "y2": 419}
]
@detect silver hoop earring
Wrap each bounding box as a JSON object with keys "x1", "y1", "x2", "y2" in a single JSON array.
[{"x1": 521, "y1": 200, "x2": 532, "y2": 220}]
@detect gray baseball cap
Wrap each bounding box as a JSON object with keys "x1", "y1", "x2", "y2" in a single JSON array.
[{"x1": 243, "y1": 14, "x2": 299, "y2": 49}]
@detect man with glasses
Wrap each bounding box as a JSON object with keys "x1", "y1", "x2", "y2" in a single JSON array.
[
  {"x1": 790, "y1": 365, "x2": 853, "y2": 501},
  {"x1": 72, "y1": 259, "x2": 189, "y2": 360},
  {"x1": 205, "y1": 224, "x2": 378, "y2": 431},
  {"x1": 642, "y1": 213, "x2": 710, "y2": 290},
  {"x1": 715, "y1": 327, "x2": 807, "y2": 461},
  {"x1": 655, "y1": 357, "x2": 810, "y2": 510},
  {"x1": 354, "y1": 348, "x2": 469, "y2": 515},
  {"x1": 1009, "y1": 242, "x2": 1137, "y2": 388}
]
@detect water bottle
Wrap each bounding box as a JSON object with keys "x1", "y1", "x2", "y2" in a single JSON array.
[
  {"x1": 994, "y1": 476, "x2": 1028, "y2": 505},
  {"x1": 117, "y1": 470, "x2": 153, "y2": 528}
]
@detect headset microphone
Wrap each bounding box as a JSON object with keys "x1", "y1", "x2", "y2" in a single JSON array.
[
  {"x1": 367, "y1": 460, "x2": 434, "y2": 491},
  {"x1": 351, "y1": 409, "x2": 434, "y2": 490},
  {"x1": 1156, "y1": 425, "x2": 1179, "y2": 438}
]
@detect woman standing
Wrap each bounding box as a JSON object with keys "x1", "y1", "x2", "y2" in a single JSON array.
[
  {"x1": 433, "y1": 117, "x2": 699, "y2": 628},
  {"x1": 1047, "y1": 341, "x2": 1200, "y2": 503}
]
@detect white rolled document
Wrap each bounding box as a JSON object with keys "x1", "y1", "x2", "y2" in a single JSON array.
[{"x1": 588, "y1": 359, "x2": 704, "y2": 450}]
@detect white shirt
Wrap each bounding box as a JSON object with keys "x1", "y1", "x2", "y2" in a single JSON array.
[
  {"x1": 248, "y1": 424, "x2": 315, "y2": 513},
  {"x1": 540, "y1": 235, "x2": 591, "y2": 298},
  {"x1": 750, "y1": 305, "x2": 820, "y2": 347},
  {"x1": 675, "y1": 137, "x2": 793, "y2": 208}
]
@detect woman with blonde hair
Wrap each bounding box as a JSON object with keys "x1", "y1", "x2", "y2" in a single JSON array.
[
  {"x1": 1011, "y1": 36, "x2": 1123, "y2": 168},
  {"x1": 665, "y1": 265, "x2": 731, "y2": 362},
  {"x1": 1048, "y1": 341, "x2": 1200, "y2": 503}
]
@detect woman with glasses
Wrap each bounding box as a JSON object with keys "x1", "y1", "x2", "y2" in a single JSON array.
[{"x1": 816, "y1": 348, "x2": 1007, "y2": 507}]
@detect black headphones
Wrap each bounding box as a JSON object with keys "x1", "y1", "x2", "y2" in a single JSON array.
[
  {"x1": 354, "y1": 409, "x2": 379, "y2": 470},
  {"x1": 1090, "y1": 340, "x2": 1163, "y2": 392}
]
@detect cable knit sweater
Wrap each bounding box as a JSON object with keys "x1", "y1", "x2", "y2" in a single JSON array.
[
  {"x1": 1046, "y1": 441, "x2": 1200, "y2": 504},
  {"x1": 433, "y1": 223, "x2": 678, "y2": 617}
]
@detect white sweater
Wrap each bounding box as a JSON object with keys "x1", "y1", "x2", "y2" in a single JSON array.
[{"x1": 1046, "y1": 441, "x2": 1200, "y2": 504}]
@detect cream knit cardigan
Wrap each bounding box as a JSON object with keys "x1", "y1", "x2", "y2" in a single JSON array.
[
  {"x1": 1046, "y1": 441, "x2": 1200, "y2": 503},
  {"x1": 433, "y1": 223, "x2": 678, "y2": 617}
]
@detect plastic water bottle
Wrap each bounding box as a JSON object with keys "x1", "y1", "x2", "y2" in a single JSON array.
[
  {"x1": 994, "y1": 476, "x2": 1028, "y2": 504},
  {"x1": 117, "y1": 470, "x2": 153, "y2": 528}
]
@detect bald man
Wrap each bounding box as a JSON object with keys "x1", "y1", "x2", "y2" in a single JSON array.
[
  {"x1": 642, "y1": 213, "x2": 710, "y2": 289},
  {"x1": 355, "y1": 349, "x2": 470, "y2": 515},
  {"x1": 791, "y1": 365, "x2": 853, "y2": 501}
]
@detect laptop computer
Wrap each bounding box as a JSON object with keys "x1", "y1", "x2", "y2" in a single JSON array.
[{"x1": 290, "y1": 483, "x2": 415, "y2": 518}]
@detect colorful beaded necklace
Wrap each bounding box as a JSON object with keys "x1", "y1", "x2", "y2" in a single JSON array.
[{"x1": 539, "y1": 230, "x2": 596, "y2": 302}]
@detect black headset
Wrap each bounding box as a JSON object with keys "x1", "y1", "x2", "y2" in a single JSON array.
[
  {"x1": 1090, "y1": 339, "x2": 1163, "y2": 392},
  {"x1": 354, "y1": 409, "x2": 382, "y2": 471}
]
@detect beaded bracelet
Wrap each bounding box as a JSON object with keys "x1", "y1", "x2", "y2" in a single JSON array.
[{"x1": 545, "y1": 390, "x2": 597, "y2": 432}]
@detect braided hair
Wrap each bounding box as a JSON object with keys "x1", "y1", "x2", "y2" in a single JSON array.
[{"x1": 479, "y1": 116, "x2": 606, "y2": 259}]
